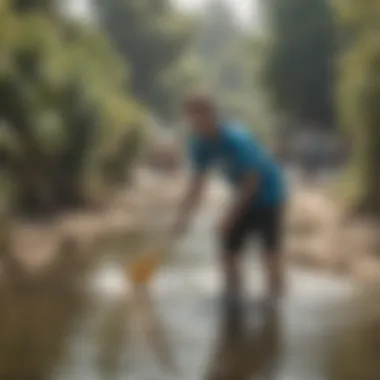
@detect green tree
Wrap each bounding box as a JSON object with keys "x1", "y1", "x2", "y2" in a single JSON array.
[
  {"x1": 94, "y1": 0, "x2": 193, "y2": 120},
  {"x1": 336, "y1": 0, "x2": 380, "y2": 215},
  {"x1": 262, "y1": 0, "x2": 336, "y2": 125},
  {"x1": 0, "y1": 0, "x2": 144, "y2": 216}
]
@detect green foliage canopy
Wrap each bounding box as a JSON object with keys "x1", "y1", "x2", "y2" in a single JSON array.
[
  {"x1": 336, "y1": 0, "x2": 380, "y2": 215},
  {"x1": 0, "y1": 0, "x2": 145, "y2": 215}
]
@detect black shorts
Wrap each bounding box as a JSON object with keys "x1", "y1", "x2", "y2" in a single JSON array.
[{"x1": 222, "y1": 203, "x2": 285, "y2": 255}]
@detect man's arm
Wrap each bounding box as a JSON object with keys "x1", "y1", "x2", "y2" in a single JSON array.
[
  {"x1": 173, "y1": 138, "x2": 212, "y2": 235},
  {"x1": 173, "y1": 173, "x2": 207, "y2": 235}
]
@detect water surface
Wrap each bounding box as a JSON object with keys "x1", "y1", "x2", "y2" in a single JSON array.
[{"x1": 0, "y1": 204, "x2": 357, "y2": 380}]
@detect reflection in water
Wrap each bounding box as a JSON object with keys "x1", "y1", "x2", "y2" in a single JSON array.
[
  {"x1": 206, "y1": 305, "x2": 282, "y2": 380},
  {"x1": 130, "y1": 285, "x2": 178, "y2": 374},
  {"x1": 0, "y1": 224, "x2": 178, "y2": 380},
  {"x1": 94, "y1": 298, "x2": 131, "y2": 380},
  {"x1": 0, "y1": 215, "x2": 359, "y2": 380},
  {"x1": 328, "y1": 293, "x2": 380, "y2": 380},
  {"x1": 0, "y1": 245, "x2": 87, "y2": 380}
]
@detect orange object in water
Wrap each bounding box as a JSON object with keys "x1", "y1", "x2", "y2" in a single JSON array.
[
  {"x1": 130, "y1": 251, "x2": 164, "y2": 284},
  {"x1": 129, "y1": 234, "x2": 175, "y2": 285}
]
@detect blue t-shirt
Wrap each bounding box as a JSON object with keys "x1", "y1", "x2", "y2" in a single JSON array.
[{"x1": 189, "y1": 122, "x2": 286, "y2": 206}]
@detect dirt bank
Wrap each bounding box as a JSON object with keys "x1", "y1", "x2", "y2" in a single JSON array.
[
  {"x1": 1, "y1": 169, "x2": 379, "y2": 284},
  {"x1": 1, "y1": 169, "x2": 185, "y2": 278},
  {"x1": 286, "y1": 184, "x2": 380, "y2": 284}
]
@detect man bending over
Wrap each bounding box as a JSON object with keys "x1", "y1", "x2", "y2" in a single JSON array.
[{"x1": 173, "y1": 92, "x2": 287, "y2": 312}]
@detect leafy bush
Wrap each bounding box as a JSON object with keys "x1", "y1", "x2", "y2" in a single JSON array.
[
  {"x1": 0, "y1": 2, "x2": 145, "y2": 216},
  {"x1": 336, "y1": 0, "x2": 380, "y2": 215}
]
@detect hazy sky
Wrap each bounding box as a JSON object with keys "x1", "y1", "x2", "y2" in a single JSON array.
[
  {"x1": 174, "y1": 0, "x2": 256, "y2": 25},
  {"x1": 67, "y1": 0, "x2": 257, "y2": 26}
]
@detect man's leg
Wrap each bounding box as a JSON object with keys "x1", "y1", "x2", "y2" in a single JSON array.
[
  {"x1": 220, "y1": 218, "x2": 248, "y2": 313},
  {"x1": 265, "y1": 253, "x2": 285, "y2": 300},
  {"x1": 219, "y1": 252, "x2": 243, "y2": 325},
  {"x1": 260, "y1": 205, "x2": 286, "y2": 302},
  {"x1": 221, "y1": 252, "x2": 241, "y2": 298}
]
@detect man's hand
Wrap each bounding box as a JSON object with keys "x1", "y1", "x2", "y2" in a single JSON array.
[{"x1": 218, "y1": 213, "x2": 235, "y2": 238}]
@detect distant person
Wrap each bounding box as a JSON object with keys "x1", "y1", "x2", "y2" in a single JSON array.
[{"x1": 172, "y1": 91, "x2": 287, "y2": 314}]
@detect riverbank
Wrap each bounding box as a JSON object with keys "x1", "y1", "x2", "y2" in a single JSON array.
[
  {"x1": 287, "y1": 183, "x2": 380, "y2": 284},
  {"x1": 1, "y1": 169, "x2": 379, "y2": 285},
  {"x1": 0, "y1": 169, "x2": 184, "y2": 279}
]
